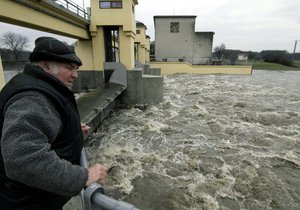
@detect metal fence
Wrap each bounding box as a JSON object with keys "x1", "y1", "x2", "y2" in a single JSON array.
[
  {"x1": 150, "y1": 56, "x2": 252, "y2": 65},
  {"x1": 53, "y1": 0, "x2": 89, "y2": 20}
]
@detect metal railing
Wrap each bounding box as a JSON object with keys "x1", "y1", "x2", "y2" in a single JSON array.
[
  {"x1": 80, "y1": 149, "x2": 140, "y2": 210},
  {"x1": 150, "y1": 56, "x2": 212, "y2": 65},
  {"x1": 150, "y1": 56, "x2": 252, "y2": 65},
  {"x1": 53, "y1": 0, "x2": 89, "y2": 20}
]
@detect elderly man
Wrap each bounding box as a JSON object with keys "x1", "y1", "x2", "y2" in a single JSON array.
[{"x1": 0, "y1": 37, "x2": 107, "y2": 210}]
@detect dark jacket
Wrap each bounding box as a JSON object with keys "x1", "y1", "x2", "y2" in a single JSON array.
[{"x1": 0, "y1": 64, "x2": 88, "y2": 210}]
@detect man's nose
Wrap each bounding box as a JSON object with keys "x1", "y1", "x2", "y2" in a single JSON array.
[{"x1": 72, "y1": 70, "x2": 78, "y2": 78}]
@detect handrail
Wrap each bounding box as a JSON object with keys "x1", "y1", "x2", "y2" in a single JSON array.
[
  {"x1": 80, "y1": 148, "x2": 140, "y2": 210},
  {"x1": 53, "y1": 0, "x2": 89, "y2": 20}
]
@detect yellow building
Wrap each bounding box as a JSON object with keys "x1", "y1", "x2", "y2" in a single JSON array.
[
  {"x1": 135, "y1": 21, "x2": 151, "y2": 66},
  {"x1": 76, "y1": 0, "x2": 138, "y2": 71}
]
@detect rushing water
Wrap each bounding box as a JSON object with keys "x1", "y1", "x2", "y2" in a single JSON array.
[{"x1": 86, "y1": 70, "x2": 300, "y2": 210}]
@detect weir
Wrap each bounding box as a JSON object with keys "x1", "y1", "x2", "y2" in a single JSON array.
[{"x1": 77, "y1": 83, "x2": 126, "y2": 133}]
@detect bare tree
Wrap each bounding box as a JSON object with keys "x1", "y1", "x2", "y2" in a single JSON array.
[
  {"x1": 214, "y1": 43, "x2": 226, "y2": 60},
  {"x1": 0, "y1": 31, "x2": 29, "y2": 60}
]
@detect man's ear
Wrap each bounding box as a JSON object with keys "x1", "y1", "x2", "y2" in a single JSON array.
[{"x1": 40, "y1": 61, "x2": 50, "y2": 72}]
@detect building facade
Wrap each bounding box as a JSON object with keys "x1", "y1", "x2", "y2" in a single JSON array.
[
  {"x1": 154, "y1": 16, "x2": 214, "y2": 65},
  {"x1": 75, "y1": 0, "x2": 138, "y2": 71},
  {"x1": 135, "y1": 21, "x2": 151, "y2": 67}
]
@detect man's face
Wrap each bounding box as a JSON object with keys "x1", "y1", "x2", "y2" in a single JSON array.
[{"x1": 47, "y1": 62, "x2": 79, "y2": 90}]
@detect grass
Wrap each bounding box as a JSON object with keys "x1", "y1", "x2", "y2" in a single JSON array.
[{"x1": 252, "y1": 60, "x2": 300, "y2": 71}]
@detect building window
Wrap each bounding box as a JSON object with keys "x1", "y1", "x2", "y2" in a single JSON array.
[
  {"x1": 136, "y1": 30, "x2": 140, "y2": 34},
  {"x1": 100, "y1": 1, "x2": 122, "y2": 9},
  {"x1": 111, "y1": 1, "x2": 122, "y2": 8},
  {"x1": 170, "y1": 22, "x2": 179, "y2": 33}
]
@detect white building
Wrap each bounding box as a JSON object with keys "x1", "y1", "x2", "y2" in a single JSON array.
[
  {"x1": 154, "y1": 15, "x2": 214, "y2": 65},
  {"x1": 238, "y1": 53, "x2": 248, "y2": 61}
]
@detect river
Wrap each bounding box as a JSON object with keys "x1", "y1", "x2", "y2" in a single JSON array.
[{"x1": 86, "y1": 70, "x2": 300, "y2": 210}]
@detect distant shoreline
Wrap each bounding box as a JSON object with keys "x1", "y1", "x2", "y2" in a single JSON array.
[{"x1": 252, "y1": 60, "x2": 300, "y2": 71}]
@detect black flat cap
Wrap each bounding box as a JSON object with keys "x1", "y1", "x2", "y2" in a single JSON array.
[{"x1": 29, "y1": 37, "x2": 82, "y2": 66}]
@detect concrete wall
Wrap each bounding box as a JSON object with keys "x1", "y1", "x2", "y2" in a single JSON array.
[
  {"x1": 150, "y1": 62, "x2": 253, "y2": 75},
  {"x1": 154, "y1": 16, "x2": 214, "y2": 64},
  {"x1": 142, "y1": 75, "x2": 163, "y2": 104},
  {"x1": 72, "y1": 70, "x2": 104, "y2": 93},
  {"x1": 1, "y1": 61, "x2": 25, "y2": 85},
  {"x1": 155, "y1": 16, "x2": 195, "y2": 62},
  {"x1": 104, "y1": 62, "x2": 127, "y2": 87},
  {"x1": 143, "y1": 64, "x2": 161, "y2": 76},
  {"x1": 122, "y1": 69, "x2": 163, "y2": 105},
  {"x1": 193, "y1": 32, "x2": 214, "y2": 64},
  {"x1": 1, "y1": 61, "x2": 27, "y2": 71},
  {"x1": 145, "y1": 36, "x2": 150, "y2": 63}
]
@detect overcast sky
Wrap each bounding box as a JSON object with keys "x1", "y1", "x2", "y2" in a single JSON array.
[{"x1": 1, "y1": 0, "x2": 299, "y2": 52}]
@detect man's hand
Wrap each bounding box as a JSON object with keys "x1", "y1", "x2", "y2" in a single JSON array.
[
  {"x1": 81, "y1": 123, "x2": 90, "y2": 135},
  {"x1": 86, "y1": 164, "x2": 108, "y2": 186}
]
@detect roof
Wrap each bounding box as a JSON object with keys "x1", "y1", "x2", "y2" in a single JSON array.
[
  {"x1": 195, "y1": 31, "x2": 215, "y2": 34},
  {"x1": 154, "y1": 15, "x2": 197, "y2": 24},
  {"x1": 136, "y1": 20, "x2": 147, "y2": 29},
  {"x1": 154, "y1": 15, "x2": 197, "y2": 19}
]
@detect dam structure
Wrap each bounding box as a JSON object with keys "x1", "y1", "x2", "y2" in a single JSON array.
[
  {"x1": 0, "y1": 1, "x2": 254, "y2": 209},
  {"x1": 0, "y1": 1, "x2": 163, "y2": 209},
  {"x1": 0, "y1": 0, "x2": 164, "y2": 131}
]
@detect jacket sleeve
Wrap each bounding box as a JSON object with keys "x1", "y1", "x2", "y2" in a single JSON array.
[{"x1": 1, "y1": 91, "x2": 88, "y2": 197}]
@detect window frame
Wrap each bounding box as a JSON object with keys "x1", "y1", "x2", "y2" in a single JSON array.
[
  {"x1": 170, "y1": 22, "x2": 179, "y2": 33},
  {"x1": 99, "y1": 1, "x2": 122, "y2": 9}
]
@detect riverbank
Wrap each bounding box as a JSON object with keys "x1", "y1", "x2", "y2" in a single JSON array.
[{"x1": 252, "y1": 60, "x2": 300, "y2": 70}]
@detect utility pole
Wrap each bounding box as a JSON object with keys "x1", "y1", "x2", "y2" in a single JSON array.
[
  {"x1": 293, "y1": 40, "x2": 300, "y2": 61},
  {"x1": 293, "y1": 40, "x2": 300, "y2": 54}
]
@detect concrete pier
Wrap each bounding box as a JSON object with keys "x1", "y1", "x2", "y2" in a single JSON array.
[
  {"x1": 77, "y1": 83, "x2": 126, "y2": 133},
  {"x1": 122, "y1": 68, "x2": 163, "y2": 105}
]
